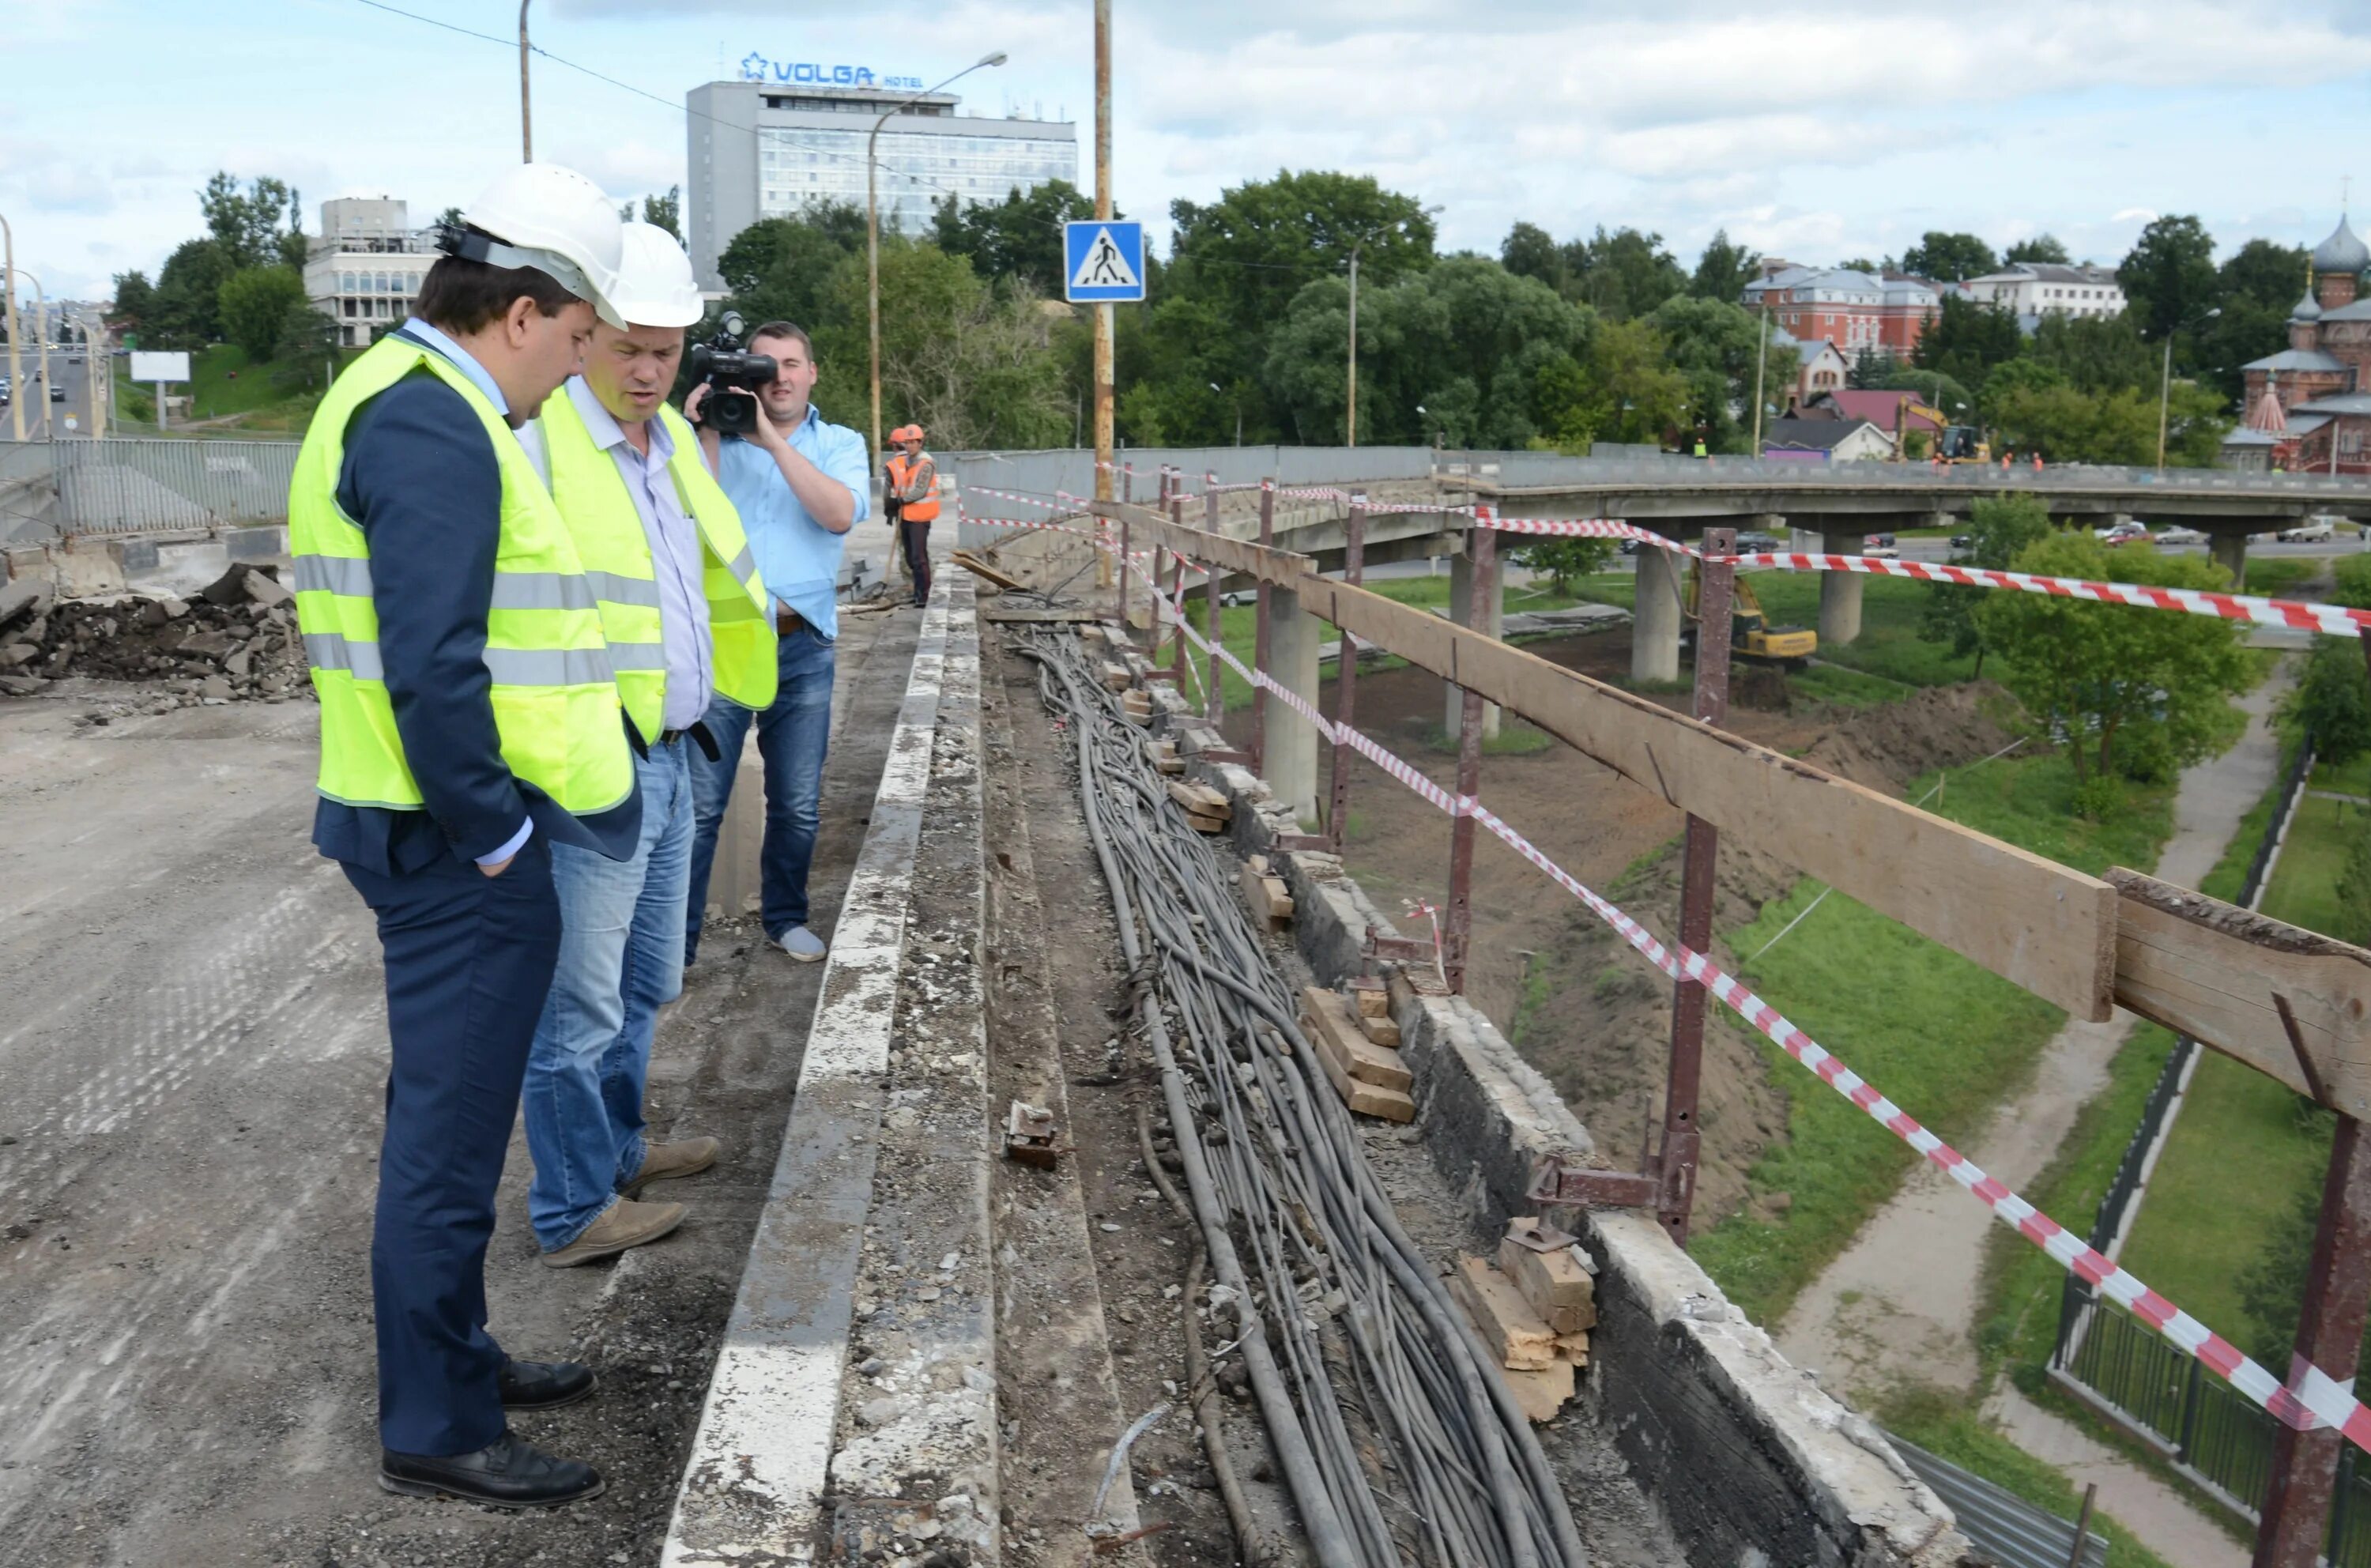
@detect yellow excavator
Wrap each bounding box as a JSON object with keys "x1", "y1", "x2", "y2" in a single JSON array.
[
  {"x1": 1683, "y1": 563, "x2": 1817, "y2": 671},
  {"x1": 1896, "y1": 397, "x2": 1989, "y2": 464}
]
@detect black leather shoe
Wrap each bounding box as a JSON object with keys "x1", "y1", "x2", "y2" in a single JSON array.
[
  {"x1": 498, "y1": 1358, "x2": 597, "y2": 1411},
  {"x1": 380, "y1": 1430, "x2": 603, "y2": 1509}
]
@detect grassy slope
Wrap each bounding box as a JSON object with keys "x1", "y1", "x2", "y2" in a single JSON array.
[{"x1": 1692, "y1": 752, "x2": 2176, "y2": 1325}]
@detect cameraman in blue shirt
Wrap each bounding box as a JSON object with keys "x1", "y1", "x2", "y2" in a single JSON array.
[{"x1": 681, "y1": 322, "x2": 869, "y2": 964}]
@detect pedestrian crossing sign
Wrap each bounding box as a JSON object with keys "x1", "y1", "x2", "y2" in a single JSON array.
[{"x1": 1064, "y1": 220, "x2": 1145, "y2": 303}]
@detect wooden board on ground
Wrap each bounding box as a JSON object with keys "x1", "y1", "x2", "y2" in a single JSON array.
[
  {"x1": 1360, "y1": 1013, "x2": 1402, "y2": 1049},
  {"x1": 2107, "y1": 868, "x2": 2371, "y2": 1116},
  {"x1": 1500, "y1": 1219, "x2": 1596, "y2": 1335},
  {"x1": 1145, "y1": 740, "x2": 1185, "y2": 775},
  {"x1": 1447, "y1": 1255, "x2": 1559, "y2": 1370},
  {"x1": 1167, "y1": 780, "x2": 1231, "y2": 821},
  {"x1": 983, "y1": 606, "x2": 1102, "y2": 624},
  {"x1": 1351, "y1": 980, "x2": 1390, "y2": 1019},
  {"x1": 950, "y1": 551, "x2": 1024, "y2": 591},
  {"x1": 1499, "y1": 1359, "x2": 1576, "y2": 1424},
  {"x1": 1301, "y1": 986, "x2": 1413, "y2": 1092},
  {"x1": 1101, "y1": 662, "x2": 1133, "y2": 691},
  {"x1": 1297, "y1": 1002, "x2": 1416, "y2": 1121}
]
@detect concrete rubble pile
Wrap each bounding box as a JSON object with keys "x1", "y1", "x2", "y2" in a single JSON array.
[{"x1": 0, "y1": 565, "x2": 313, "y2": 704}]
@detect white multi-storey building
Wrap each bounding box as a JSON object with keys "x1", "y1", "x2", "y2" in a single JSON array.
[
  {"x1": 303, "y1": 197, "x2": 435, "y2": 349},
  {"x1": 1957, "y1": 262, "x2": 2126, "y2": 321},
  {"x1": 686, "y1": 64, "x2": 1078, "y2": 289}
]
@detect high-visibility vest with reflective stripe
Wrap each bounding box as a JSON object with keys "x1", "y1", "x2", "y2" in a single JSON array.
[
  {"x1": 288, "y1": 337, "x2": 635, "y2": 816},
  {"x1": 536, "y1": 393, "x2": 776, "y2": 742},
  {"x1": 887, "y1": 452, "x2": 938, "y2": 521}
]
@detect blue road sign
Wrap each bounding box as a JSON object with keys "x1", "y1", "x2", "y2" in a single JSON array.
[{"x1": 1064, "y1": 220, "x2": 1145, "y2": 303}]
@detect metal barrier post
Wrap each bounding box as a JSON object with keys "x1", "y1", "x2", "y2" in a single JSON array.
[
  {"x1": 1117, "y1": 463, "x2": 1133, "y2": 626},
  {"x1": 1657, "y1": 525, "x2": 1736, "y2": 1246},
  {"x1": 1168, "y1": 477, "x2": 1189, "y2": 675},
  {"x1": 1204, "y1": 476, "x2": 1223, "y2": 722},
  {"x1": 1443, "y1": 511, "x2": 1495, "y2": 993},
  {"x1": 1253, "y1": 479, "x2": 1274, "y2": 775},
  {"x1": 1327, "y1": 494, "x2": 1366, "y2": 854}
]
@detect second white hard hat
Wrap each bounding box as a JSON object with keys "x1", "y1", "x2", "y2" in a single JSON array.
[
  {"x1": 608, "y1": 222, "x2": 705, "y2": 328},
  {"x1": 455, "y1": 163, "x2": 628, "y2": 328}
]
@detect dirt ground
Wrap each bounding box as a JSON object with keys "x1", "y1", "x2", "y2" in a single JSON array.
[{"x1": 1219, "y1": 626, "x2": 2017, "y2": 1231}]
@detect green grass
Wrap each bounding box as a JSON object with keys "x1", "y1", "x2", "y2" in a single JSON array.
[
  {"x1": 1792, "y1": 663, "x2": 1906, "y2": 708},
  {"x1": 2313, "y1": 750, "x2": 2371, "y2": 800},
  {"x1": 2244, "y1": 556, "x2": 2319, "y2": 597},
  {"x1": 2117, "y1": 1050, "x2": 2327, "y2": 1353},
  {"x1": 1693, "y1": 752, "x2": 2174, "y2": 1325},
  {"x1": 2261, "y1": 792, "x2": 2365, "y2": 940},
  {"x1": 1879, "y1": 1389, "x2": 2181, "y2": 1568}
]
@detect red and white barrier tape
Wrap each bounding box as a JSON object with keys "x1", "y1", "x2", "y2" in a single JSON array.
[{"x1": 1129, "y1": 558, "x2": 2371, "y2": 1453}]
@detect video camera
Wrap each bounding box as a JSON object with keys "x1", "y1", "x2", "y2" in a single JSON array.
[{"x1": 687, "y1": 311, "x2": 777, "y2": 438}]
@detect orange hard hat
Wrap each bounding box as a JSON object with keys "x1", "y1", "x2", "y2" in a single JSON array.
[{"x1": 902, "y1": 424, "x2": 925, "y2": 443}]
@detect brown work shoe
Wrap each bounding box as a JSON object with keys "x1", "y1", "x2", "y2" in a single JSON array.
[
  {"x1": 619, "y1": 1136, "x2": 722, "y2": 1200},
  {"x1": 539, "y1": 1198, "x2": 686, "y2": 1268}
]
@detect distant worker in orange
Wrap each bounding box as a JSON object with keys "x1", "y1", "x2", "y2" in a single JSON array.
[
  {"x1": 886, "y1": 424, "x2": 938, "y2": 610},
  {"x1": 2000, "y1": 450, "x2": 2013, "y2": 469},
  {"x1": 2031, "y1": 450, "x2": 2044, "y2": 472}
]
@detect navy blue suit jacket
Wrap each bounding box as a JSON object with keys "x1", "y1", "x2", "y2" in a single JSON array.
[{"x1": 311, "y1": 352, "x2": 639, "y2": 877}]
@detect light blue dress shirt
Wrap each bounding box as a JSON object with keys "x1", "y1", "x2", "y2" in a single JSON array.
[
  {"x1": 396, "y1": 315, "x2": 532, "y2": 868},
  {"x1": 716, "y1": 405, "x2": 869, "y2": 641}
]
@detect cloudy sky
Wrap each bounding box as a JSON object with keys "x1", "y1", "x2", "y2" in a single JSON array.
[{"x1": 8, "y1": 0, "x2": 2371, "y2": 303}]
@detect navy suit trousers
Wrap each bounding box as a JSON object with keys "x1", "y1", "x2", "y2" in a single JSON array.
[{"x1": 341, "y1": 834, "x2": 561, "y2": 1457}]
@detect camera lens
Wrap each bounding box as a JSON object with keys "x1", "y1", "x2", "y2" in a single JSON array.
[{"x1": 719, "y1": 310, "x2": 745, "y2": 337}]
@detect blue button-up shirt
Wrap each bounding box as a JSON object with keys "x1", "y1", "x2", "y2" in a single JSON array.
[
  {"x1": 716, "y1": 405, "x2": 869, "y2": 640},
  {"x1": 556, "y1": 377, "x2": 714, "y2": 731}
]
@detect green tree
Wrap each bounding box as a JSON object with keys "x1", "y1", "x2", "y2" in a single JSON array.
[
  {"x1": 1913, "y1": 294, "x2": 2025, "y2": 390},
  {"x1": 1920, "y1": 491, "x2": 2053, "y2": 670},
  {"x1": 217, "y1": 266, "x2": 306, "y2": 363},
  {"x1": 2026, "y1": 311, "x2": 2155, "y2": 396},
  {"x1": 2332, "y1": 554, "x2": 2371, "y2": 610},
  {"x1": 2004, "y1": 234, "x2": 2071, "y2": 265},
  {"x1": 1988, "y1": 381, "x2": 2225, "y2": 465},
  {"x1": 110, "y1": 270, "x2": 156, "y2": 338},
  {"x1": 149, "y1": 238, "x2": 233, "y2": 346},
  {"x1": 932, "y1": 179, "x2": 1096, "y2": 296},
  {"x1": 1978, "y1": 356, "x2": 2070, "y2": 422},
  {"x1": 2238, "y1": 1171, "x2": 2353, "y2": 1368},
  {"x1": 1836, "y1": 257, "x2": 1879, "y2": 273},
  {"x1": 1902, "y1": 232, "x2": 2000, "y2": 282},
  {"x1": 717, "y1": 202, "x2": 869, "y2": 337},
  {"x1": 2119, "y1": 215, "x2": 2219, "y2": 345},
  {"x1": 1563, "y1": 226, "x2": 1687, "y2": 320},
  {"x1": 638, "y1": 186, "x2": 682, "y2": 241},
  {"x1": 1500, "y1": 221, "x2": 1563, "y2": 292},
  {"x1": 1649, "y1": 293, "x2": 1793, "y2": 453},
  {"x1": 2204, "y1": 238, "x2": 2314, "y2": 401},
  {"x1": 1974, "y1": 532, "x2": 2251, "y2": 790},
  {"x1": 199, "y1": 172, "x2": 301, "y2": 271},
  {"x1": 1578, "y1": 316, "x2": 1690, "y2": 446},
  {"x1": 270, "y1": 306, "x2": 341, "y2": 391},
  {"x1": 2285, "y1": 634, "x2": 2371, "y2": 764},
  {"x1": 1690, "y1": 228, "x2": 1758, "y2": 302},
  {"x1": 1873, "y1": 364, "x2": 1974, "y2": 420},
  {"x1": 1517, "y1": 538, "x2": 1615, "y2": 592},
  {"x1": 435, "y1": 205, "x2": 465, "y2": 232}
]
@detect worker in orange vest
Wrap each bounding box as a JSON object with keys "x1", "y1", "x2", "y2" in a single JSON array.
[
  {"x1": 2031, "y1": 450, "x2": 2044, "y2": 472},
  {"x1": 885, "y1": 424, "x2": 938, "y2": 609}
]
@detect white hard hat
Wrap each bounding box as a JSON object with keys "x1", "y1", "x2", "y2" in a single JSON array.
[
  {"x1": 609, "y1": 222, "x2": 704, "y2": 328},
  {"x1": 452, "y1": 163, "x2": 628, "y2": 328}
]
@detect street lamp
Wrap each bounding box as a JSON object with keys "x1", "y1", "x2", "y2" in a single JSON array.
[
  {"x1": 6, "y1": 267, "x2": 49, "y2": 441},
  {"x1": 869, "y1": 51, "x2": 1006, "y2": 468},
  {"x1": 1209, "y1": 380, "x2": 1241, "y2": 447},
  {"x1": 2158, "y1": 306, "x2": 2219, "y2": 469},
  {"x1": 0, "y1": 209, "x2": 18, "y2": 443}
]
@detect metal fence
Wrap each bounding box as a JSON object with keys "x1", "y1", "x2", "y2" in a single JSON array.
[
  {"x1": 1887, "y1": 1434, "x2": 2107, "y2": 1568},
  {"x1": 2049, "y1": 731, "x2": 2335, "y2": 1543},
  {"x1": 0, "y1": 437, "x2": 303, "y2": 537}
]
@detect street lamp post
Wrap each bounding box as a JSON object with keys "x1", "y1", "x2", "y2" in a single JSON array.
[
  {"x1": 81, "y1": 308, "x2": 107, "y2": 438},
  {"x1": 518, "y1": 1, "x2": 533, "y2": 161},
  {"x1": 8, "y1": 269, "x2": 49, "y2": 441},
  {"x1": 2158, "y1": 306, "x2": 2220, "y2": 470},
  {"x1": 868, "y1": 52, "x2": 1006, "y2": 471},
  {"x1": 0, "y1": 209, "x2": 20, "y2": 443},
  {"x1": 1210, "y1": 381, "x2": 1239, "y2": 447}
]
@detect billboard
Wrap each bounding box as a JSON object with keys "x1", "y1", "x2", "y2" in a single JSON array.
[{"x1": 130, "y1": 351, "x2": 191, "y2": 383}]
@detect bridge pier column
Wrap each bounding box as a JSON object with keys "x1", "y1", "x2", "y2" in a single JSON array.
[
  {"x1": 1445, "y1": 545, "x2": 1502, "y2": 739},
  {"x1": 1269, "y1": 582, "x2": 1323, "y2": 826},
  {"x1": 2211, "y1": 529, "x2": 2248, "y2": 588},
  {"x1": 1819, "y1": 529, "x2": 1864, "y2": 646},
  {"x1": 1633, "y1": 543, "x2": 1683, "y2": 685}
]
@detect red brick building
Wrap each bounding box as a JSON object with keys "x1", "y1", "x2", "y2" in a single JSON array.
[
  {"x1": 2231, "y1": 214, "x2": 2371, "y2": 472},
  {"x1": 1743, "y1": 264, "x2": 1938, "y2": 358}
]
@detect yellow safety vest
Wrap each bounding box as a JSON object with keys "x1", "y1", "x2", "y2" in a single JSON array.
[
  {"x1": 537, "y1": 392, "x2": 776, "y2": 742},
  {"x1": 288, "y1": 337, "x2": 635, "y2": 816}
]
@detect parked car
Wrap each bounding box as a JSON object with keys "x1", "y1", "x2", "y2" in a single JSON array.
[
  {"x1": 2156, "y1": 525, "x2": 2207, "y2": 546},
  {"x1": 1734, "y1": 530, "x2": 1784, "y2": 552},
  {"x1": 48, "y1": 385, "x2": 64, "y2": 403},
  {"x1": 1862, "y1": 532, "x2": 1898, "y2": 558},
  {"x1": 2097, "y1": 521, "x2": 2151, "y2": 546},
  {"x1": 2278, "y1": 518, "x2": 2338, "y2": 544}
]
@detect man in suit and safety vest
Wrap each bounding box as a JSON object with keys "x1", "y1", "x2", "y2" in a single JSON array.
[
  {"x1": 289, "y1": 164, "x2": 635, "y2": 1508},
  {"x1": 518, "y1": 224, "x2": 775, "y2": 1268},
  {"x1": 887, "y1": 424, "x2": 937, "y2": 609}
]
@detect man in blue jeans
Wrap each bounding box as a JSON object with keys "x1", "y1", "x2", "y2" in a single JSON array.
[
  {"x1": 514, "y1": 227, "x2": 780, "y2": 1268},
  {"x1": 683, "y1": 321, "x2": 869, "y2": 964}
]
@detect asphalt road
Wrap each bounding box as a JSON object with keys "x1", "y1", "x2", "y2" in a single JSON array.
[{"x1": 0, "y1": 350, "x2": 100, "y2": 439}]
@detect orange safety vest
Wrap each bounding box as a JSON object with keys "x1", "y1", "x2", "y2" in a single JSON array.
[{"x1": 887, "y1": 452, "x2": 939, "y2": 522}]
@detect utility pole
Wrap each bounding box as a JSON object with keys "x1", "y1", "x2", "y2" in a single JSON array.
[
  {"x1": 1751, "y1": 307, "x2": 1770, "y2": 456},
  {"x1": 1092, "y1": 0, "x2": 1116, "y2": 590},
  {"x1": 518, "y1": 1, "x2": 533, "y2": 161},
  {"x1": 1345, "y1": 245, "x2": 1359, "y2": 447},
  {"x1": 1, "y1": 209, "x2": 21, "y2": 444}
]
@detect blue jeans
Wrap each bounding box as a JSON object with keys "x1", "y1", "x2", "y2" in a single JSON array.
[
  {"x1": 685, "y1": 624, "x2": 835, "y2": 962},
  {"x1": 521, "y1": 737, "x2": 694, "y2": 1252}
]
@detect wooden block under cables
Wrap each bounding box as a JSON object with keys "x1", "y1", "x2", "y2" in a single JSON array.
[
  {"x1": 1102, "y1": 662, "x2": 1133, "y2": 692},
  {"x1": 1360, "y1": 1013, "x2": 1402, "y2": 1049},
  {"x1": 1447, "y1": 1255, "x2": 1559, "y2": 1371},
  {"x1": 1350, "y1": 978, "x2": 1390, "y2": 1020},
  {"x1": 1144, "y1": 740, "x2": 1185, "y2": 775},
  {"x1": 1299, "y1": 986, "x2": 1412, "y2": 1093},
  {"x1": 1500, "y1": 1359, "x2": 1577, "y2": 1424},
  {"x1": 1167, "y1": 780, "x2": 1231, "y2": 822}
]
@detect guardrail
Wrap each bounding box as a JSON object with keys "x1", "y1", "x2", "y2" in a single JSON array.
[{"x1": 0, "y1": 437, "x2": 300, "y2": 537}]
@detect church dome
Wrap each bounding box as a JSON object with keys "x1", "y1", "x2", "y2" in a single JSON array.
[
  {"x1": 2294, "y1": 288, "x2": 2324, "y2": 322},
  {"x1": 2313, "y1": 215, "x2": 2369, "y2": 274}
]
